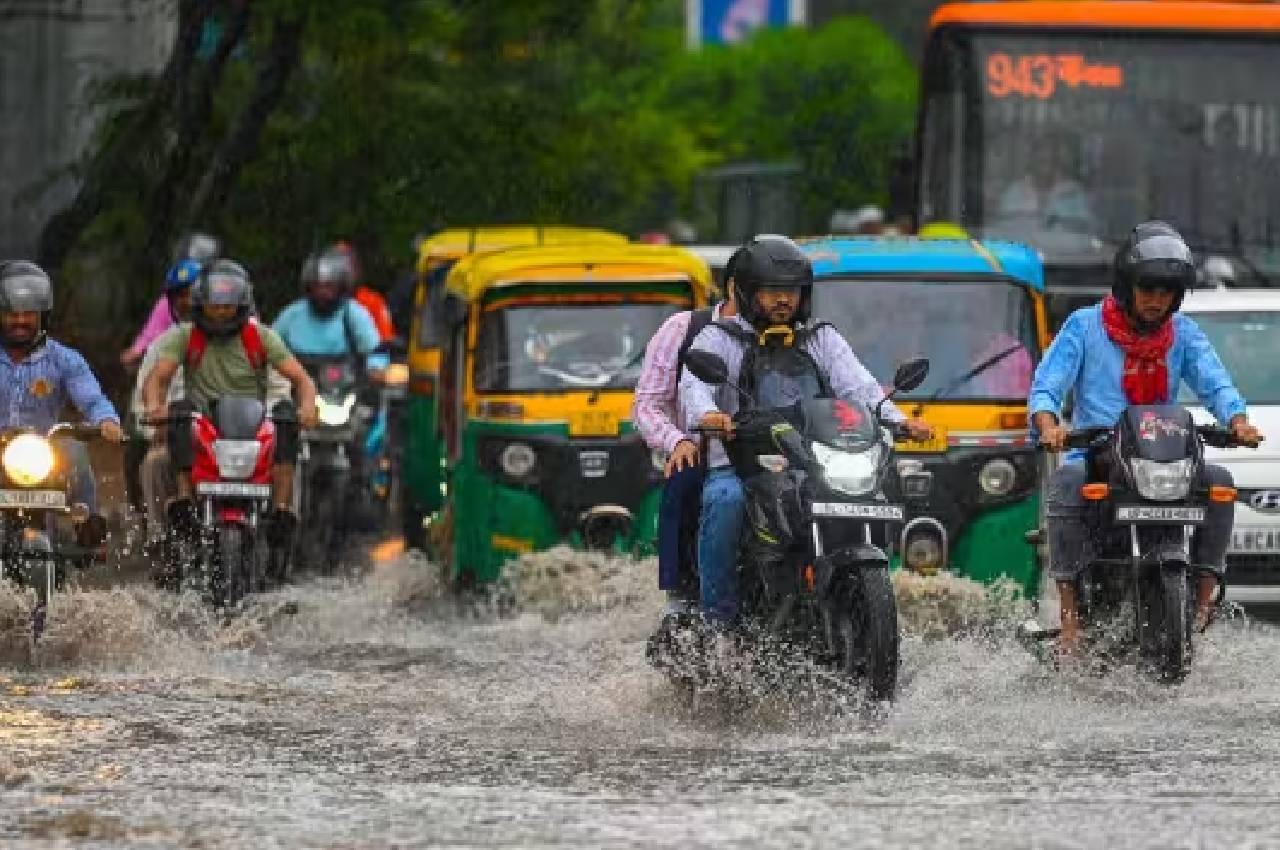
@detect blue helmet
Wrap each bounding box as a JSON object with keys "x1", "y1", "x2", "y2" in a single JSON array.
[{"x1": 165, "y1": 258, "x2": 203, "y2": 294}]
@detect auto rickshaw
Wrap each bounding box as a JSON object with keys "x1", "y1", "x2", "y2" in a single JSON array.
[
  {"x1": 402, "y1": 226, "x2": 628, "y2": 547},
  {"x1": 432, "y1": 242, "x2": 711, "y2": 585},
  {"x1": 803, "y1": 237, "x2": 1050, "y2": 597}
]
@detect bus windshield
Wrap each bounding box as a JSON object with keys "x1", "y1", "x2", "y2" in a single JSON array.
[{"x1": 920, "y1": 31, "x2": 1280, "y2": 279}]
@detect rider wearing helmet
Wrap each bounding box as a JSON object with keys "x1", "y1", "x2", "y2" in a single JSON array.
[
  {"x1": 143, "y1": 259, "x2": 318, "y2": 535},
  {"x1": 1031, "y1": 221, "x2": 1263, "y2": 650},
  {"x1": 274, "y1": 248, "x2": 387, "y2": 378},
  {"x1": 0, "y1": 261, "x2": 122, "y2": 545},
  {"x1": 679, "y1": 235, "x2": 933, "y2": 624},
  {"x1": 121, "y1": 231, "x2": 221, "y2": 371}
]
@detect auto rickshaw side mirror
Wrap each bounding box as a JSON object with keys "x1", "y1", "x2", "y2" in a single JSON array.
[
  {"x1": 683, "y1": 350, "x2": 730, "y2": 385},
  {"x1": 892, "y1": 358, "x2": 930, "y2": 394}
]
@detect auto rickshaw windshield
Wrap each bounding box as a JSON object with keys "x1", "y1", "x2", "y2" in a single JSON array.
[{"x1": 811, "y1": 278, "x2": 1038, "y2": 402}]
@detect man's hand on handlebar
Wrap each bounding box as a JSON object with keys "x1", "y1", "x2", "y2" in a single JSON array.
[
  {"x1": 1230, "y1": 416, "x2": 1264, "y2": 448},
  {"x1": 144, "y1": 403, "x2": 168, "y2": 426},
  {"x1": 300, "y1": 403, "x2": 319, "y2": 430},
  {"x1": 99, "y1": 420, "x2": 125, "y2": 443},
  {"x1": 901, "y1": 418, "x2": 934, "y2": 442},
  {"x1": 698, "y1": 412, "x2": 734, "y2": 439},
  {"x1": 1033, "y1": 411, "x2": 1069, "y2": 452}
]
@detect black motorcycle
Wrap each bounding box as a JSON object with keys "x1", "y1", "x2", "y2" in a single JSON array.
[
  {"x1": 1036, "y1": 404, "x2": 1254, "y2": 682},
  {"x1": 652, "y1": 352, "x2": 929, "y2": 703},
  {"x1": 293, "y1": 356, "x2": 369, "y2": 574},
  {"x1": 0, "y1": 424, "x2": 104, "y2": 639}
]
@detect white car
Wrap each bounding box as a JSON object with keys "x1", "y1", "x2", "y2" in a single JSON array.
[{"x1": 1182, "y1": 288, "x2": 1280, "y2": 602}]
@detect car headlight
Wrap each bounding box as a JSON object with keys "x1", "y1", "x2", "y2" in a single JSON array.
[
  {"x1": 978, "y1": 458, "x2": 1017, "y2": 497},
  {"x1": 1130, "y1": 457, "x2": 1193, "y2": 501},
  {"x1": 316, "y1": 393, "x2": 356, "y2": 427},
  {"x1": 813, "y1": 441, "x2": 881, "y2": 497},
  {"x1": 500, "y1": 442, "x2": 537, "y2": 478},
  {"x1": 3, "y1": 434, "x2": 54, "y2": 487},
  {"x1": 213, "y1": 439, "x2": 262, "y2": 481}
]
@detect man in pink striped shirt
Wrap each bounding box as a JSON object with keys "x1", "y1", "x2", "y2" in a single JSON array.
[{"x1": 633, "y1": 261, "x2": 738, "y2": 617}]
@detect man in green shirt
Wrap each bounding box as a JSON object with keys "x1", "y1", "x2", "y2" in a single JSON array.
[{"x1": 143, "y1": 260, "x2": 317, "y2": 533}]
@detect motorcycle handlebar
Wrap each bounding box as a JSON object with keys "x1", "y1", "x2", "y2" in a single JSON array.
[{"x1": 1197, "y1": 424, "x2": 1260, "y2": 449}]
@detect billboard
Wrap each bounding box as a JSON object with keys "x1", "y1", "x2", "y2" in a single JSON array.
[{"x1": 686, "y1": 0, "x2": 807, "y2": 48}]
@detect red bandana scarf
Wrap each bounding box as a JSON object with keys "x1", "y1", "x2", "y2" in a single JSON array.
[{"x1": 1100, "y1": 295, "x2": 1174, "y2": 405}]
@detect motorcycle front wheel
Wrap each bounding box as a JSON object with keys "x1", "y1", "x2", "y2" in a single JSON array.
[
  {"x1": 839, "y1": 566, "x2": 900, "y2": 703},
  {"x1": 1155, "y1": 565, "x2": 1191, "y2": 683},
  {"x1": 218, "y1": 525, "x2": 254, "y2": 610}
]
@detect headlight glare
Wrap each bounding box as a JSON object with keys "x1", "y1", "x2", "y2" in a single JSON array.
[
  {"x1": 813, "y1": 441, "x2": 880, "y2": 497},
  {"x1": 1130, "y1": 457, "x2": 1192, "y2": 501},
  {"x1": 978, "y1": 458, "x2": 1018, "y2": 497},
  {"x1": 500, "y1": 442, "x2": 537, "y2": 478},
  {"x1": 316, "y1": 393, "x2": 356, "y2": 427},
  {"x1": 3, "y1": 434, "x2": 54, "y2": 487}
]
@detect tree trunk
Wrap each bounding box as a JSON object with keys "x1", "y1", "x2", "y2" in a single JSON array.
[
  {"x1": 145, "y1": 1, "x2": 253, "y2": 270},
  {"x1": 180, "y1": 14, "x2": 305, "y2": 235},
  {"x1": 36, "y1": 0, "x2": 215, "y2": 272}
]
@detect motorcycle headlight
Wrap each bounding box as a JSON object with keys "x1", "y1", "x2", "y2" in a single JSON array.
[
  {"x1": 3, "y1": 434, "x2": 54, "y2": 487},
  {"x1": 978, "y1": 458, "x2": 1018, "y2": 497},
  {"x1": 500, "y1": 442, "x2": 537, "y2": 478},
  {"x1": 1130, "y1": 457, "x2": 1193, "y2": 502},
  {"x1": 213, "y1": 439, "x2": 262, "y2": 481},
  {"x1": 813, "y1": 441, "x2": 881, "y2": 497},
  {"x1": 316, "y1": 393, "x2": 357, "y2": 427}
]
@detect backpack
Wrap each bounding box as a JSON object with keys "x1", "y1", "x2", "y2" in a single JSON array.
[
  {"x1": 675, "y1": 307, "x2": 715, "y2": 381},
  {"x1": 184, "y1": 319, "x2": 270, "y2": 400},
  {"x1": 705, "y1": 318, "x2": 836, "y2": 408}
]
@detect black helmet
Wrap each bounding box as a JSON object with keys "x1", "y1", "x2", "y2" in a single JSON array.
[
  {"x1": 172, "y1": 231, "x2": 221, "y2": 266},
  {"x1": 0, "y1": 261, "x2": 52, "y2": 350},
  {"x1": 1113, "y1": 220, "x2": 1195, "y2": 323},
  {"x1": 731, "y1": 234, "x2": 814, "y2": 328},
  {"x1": 192, "y1": 259, "x2": 253, "y2": 338},
  {"x1": 301, "y1": 248, "x2": 354, "y2": 317}
]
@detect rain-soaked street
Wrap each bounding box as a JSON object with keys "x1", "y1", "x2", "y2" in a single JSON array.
[{"x1": 3, "y1": 548, "x2": 1280, "y2": 849}]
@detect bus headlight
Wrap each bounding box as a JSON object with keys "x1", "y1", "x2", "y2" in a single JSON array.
[{"x1": 3, "y1": 434, "x2": 55, "y2": 487}]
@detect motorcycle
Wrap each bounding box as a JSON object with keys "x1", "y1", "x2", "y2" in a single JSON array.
[
  {"x1": 1030, "y1": 404, "x2": 1254, "y2": 682},
  {"x1": 0, "y1": 424, "x2": 105, "y2": 639},
  {"x1": 293, "y1": 356, "x2": 368, "y2": 573},
  {"x1": 159, "y1": 398, "x2": 278, "y2": 608},
  {"x1": 650, "y1": 351, "x2": 930, "y2": 703}
]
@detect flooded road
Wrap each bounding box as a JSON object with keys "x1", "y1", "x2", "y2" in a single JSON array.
[{"x1": 3, "y1": 549, "x2": 1280, "y2": 848}]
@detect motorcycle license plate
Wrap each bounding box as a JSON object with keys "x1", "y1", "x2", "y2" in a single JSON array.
[
  {"x1": 812, "y1": 502, "x2": 904, "y2": 520},
  {"x1": 1230, "y1": 527, "x2": 1280, "y2": 554},
  {"x1": 196, "y1": 482, "x2": 271, "y2": 498},
  {"x1": 568, "y1": 410, "x2": 619, "y2": 437},
  {"x1": 0, "y1": 489, "x2": 66, "y2": 509},
  {"x1": 1114, "y1": 505, "x2": 1205, "y2": 524}
]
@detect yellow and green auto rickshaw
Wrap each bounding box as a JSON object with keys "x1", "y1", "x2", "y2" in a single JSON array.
[
  {"x1": 402, "y1": 226, "x2": 628, "y2": 546},
  {"x1": 804, "y1": 237, "x2": 1051, "y2": 597},
  {"x1": 432, "y1": 242, "x2": 711, "y2": 585}
]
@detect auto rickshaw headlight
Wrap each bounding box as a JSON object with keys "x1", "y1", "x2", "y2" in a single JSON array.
[
  {"x1": 3, "y1": 434, "x2": 55, "y2": 487},
  {"x1": 978, "y1": 458, "x2": 1017, "y2": 497},
  {"x1": 500, "y1": 442, "x2": 537, "y2": 478}
]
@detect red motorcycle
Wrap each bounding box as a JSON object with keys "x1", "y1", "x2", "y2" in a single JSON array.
[{"x1": 162, "y1": 397, "x2": 281, "y2": 607}]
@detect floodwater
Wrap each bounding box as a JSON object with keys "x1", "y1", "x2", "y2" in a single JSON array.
[{"x1": 2, "y1": 547, "x2": 1280, "y2": 849}]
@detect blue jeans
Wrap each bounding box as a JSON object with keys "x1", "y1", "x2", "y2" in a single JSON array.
[
  {"x1": 658, "y1": 464, "x2": 704, "y2": 594},
  {"x1": 54, "y1": 438, "x2": 96, "y2": 512},
  {"x1": 698, "y1": 468, "x2": 745, "y2": 622}
]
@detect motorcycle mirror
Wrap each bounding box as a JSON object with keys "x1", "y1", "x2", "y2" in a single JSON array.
[
  {"x1": 892, "y1": 358, "x2": 930, "y2": 394},
  {"x1": 683, "y1": 350, "x2": 730, "y2": 386}
]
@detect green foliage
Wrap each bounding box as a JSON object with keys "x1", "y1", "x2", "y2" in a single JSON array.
[{"x1": 662, "y1": 16, "x2": 918, "y2": 232}]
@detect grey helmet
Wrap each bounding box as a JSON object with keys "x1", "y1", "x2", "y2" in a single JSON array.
[
  {"x1": 0, "y1": 261, "x2": 53, "y2": 350},
  {"x1": 300, "y1": 248, "x2": 355, "y2": 317},
  {"x1": 173, "y1": 231, "x2": 221, "y2": 266},
  {"x1": 192, "y1": 258, "x2": 253, "y2": 337}
]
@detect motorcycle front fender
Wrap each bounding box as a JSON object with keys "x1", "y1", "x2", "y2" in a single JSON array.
[{"x1": 814, "y1": 542, "x2": 889, "y2": 597}]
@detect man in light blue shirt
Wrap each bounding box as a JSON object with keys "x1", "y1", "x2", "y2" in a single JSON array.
[
  {"x1": 1030, "y1": 222, "x2": 1262, "y2": 649},
  {"x1": 273, "y1": 249, "x2": 388, "y2": 375}
]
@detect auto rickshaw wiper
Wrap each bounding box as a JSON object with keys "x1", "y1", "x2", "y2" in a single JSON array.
[{"x1": 923, "y1": 344, "x2": 1023, "y2": 405}]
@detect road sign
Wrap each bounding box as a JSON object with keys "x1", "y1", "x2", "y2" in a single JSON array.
[{"x1": 686, "y1": 0, "x2": 807, "y2": 48}]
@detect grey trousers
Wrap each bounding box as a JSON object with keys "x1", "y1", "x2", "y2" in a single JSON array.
[
  {"x1": 140, "y1": 445, "x2": 175, "y2": 542},
  {"x1": 1046, "y1": 462, "x2": 1234, "y2": 581}
]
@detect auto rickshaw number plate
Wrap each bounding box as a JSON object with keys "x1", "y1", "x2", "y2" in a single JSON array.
[
  {"x1": 896, "y1": 427, "x2": 948, "y2": 454},
  {"x1": 0, "y1": 490, "x2": 66, "y2": 509},
  {"x1": 569, "y1": 410, "x2": 619, "y2": 437},
  {"x1": 812, "y1": 502, "x2": 904, "y2": 520}
]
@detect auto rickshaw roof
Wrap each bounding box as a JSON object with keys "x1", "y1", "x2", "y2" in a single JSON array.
[
  {"x1": 444, "y1": 243, "x2": 713, "y2": 303},
  {"x1": 416, "y1": 226, "x2": 627, "y2": 273},
  {"x1": 801, "y1": 237, "x2": 1044, "y2": 292}
]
